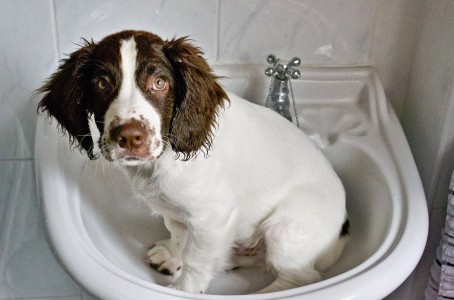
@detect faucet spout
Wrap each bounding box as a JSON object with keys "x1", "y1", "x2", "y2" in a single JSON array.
[
  {"x1": 267, "y1": 78, "x2": 292, "y2": 122},
  {"x1": 265, "y1": 54, "x2": 300, "y2": 127}
]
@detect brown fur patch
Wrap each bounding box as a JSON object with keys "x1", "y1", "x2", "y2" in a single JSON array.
[{"x1": 163, "y1": 37, "x2": 229, "y2": 160}]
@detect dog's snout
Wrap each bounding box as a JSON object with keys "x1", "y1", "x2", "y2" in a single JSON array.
[{"x1": 112, "y1": 121, "x2": 148, "y2": 152}]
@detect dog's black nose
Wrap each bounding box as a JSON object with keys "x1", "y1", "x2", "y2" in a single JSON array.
[{"x1": 112, "y1": 121, "x2": 148, "y2": 153}]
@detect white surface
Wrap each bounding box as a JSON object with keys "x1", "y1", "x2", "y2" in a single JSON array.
[
  {"x1": 0, "y1": 0, "x2": 56, "y2": 160},
  {"x1": 218, "y1": 0, "x2": 376, "y2": 65},
  {"x1": 35, "y1": 67, "x2": 428, "y2": 299},
  {"x1": 54, "y1": 0, "x2": 217, "y2": 62}
]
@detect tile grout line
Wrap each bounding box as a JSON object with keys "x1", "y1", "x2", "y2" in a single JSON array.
[
  {"x1": 0, "y1": 158, "x2": 34, "y2": 162},
  {"x1": 215, "y1": 0, "x2": 221, "y2": 63},
  {"x1": 368, "y1": 0, "x2": 382, "y2": 64},
  {"x1": 0, "y1": 294, "x2": 83, "y2": 300},
  {"x1": 49, "y1": 0, "x2": 61, "y2": 63}
]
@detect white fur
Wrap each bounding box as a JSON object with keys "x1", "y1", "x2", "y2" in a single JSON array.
[{"x1": 104, "y1": 38, "x2": 347, "y2": 294}]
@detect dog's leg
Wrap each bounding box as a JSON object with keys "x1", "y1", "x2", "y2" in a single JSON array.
[
  {"x1": 146, "y1": 217, "x2": 188, "y2": 277},
  {"x1": 170, "y1": 210, "x2": 237, "y2": 293},
  {"x1": 255, "y1": 191, "x2": 346, "y2": 294}
]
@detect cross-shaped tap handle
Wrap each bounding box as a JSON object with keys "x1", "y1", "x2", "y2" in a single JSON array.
[{"x1": 265, "y1": 54, "x2": 301, "y2": 80}]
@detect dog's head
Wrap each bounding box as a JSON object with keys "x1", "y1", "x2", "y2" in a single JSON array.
[{"x1": 38, "y1": 30, "x2": 227, "y2": 164}]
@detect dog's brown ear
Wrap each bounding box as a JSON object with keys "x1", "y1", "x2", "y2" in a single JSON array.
[
  {"x1": 163, "y1": 37, "x2": 228, "y2": 160},
  {"x1": 37, "y1": 40, "x2": 97, "y2": 159}
]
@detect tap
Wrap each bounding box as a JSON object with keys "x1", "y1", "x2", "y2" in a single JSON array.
[{"x1": 265, "y1": 54, "x2": 301, "y2": 127}]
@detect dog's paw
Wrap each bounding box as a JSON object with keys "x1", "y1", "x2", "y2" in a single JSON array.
[{"x1": 146, "y1": 244, "x2": 182, "y2": 276}]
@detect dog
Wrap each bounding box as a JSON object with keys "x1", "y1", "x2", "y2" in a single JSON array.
[{"x1": 38, "y1": 30, "x2": 348, "y2": 294}]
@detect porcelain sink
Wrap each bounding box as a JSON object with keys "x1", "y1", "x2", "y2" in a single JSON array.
[{"x1": 35, "y1": 66, "x2": 428, "y2": 299}]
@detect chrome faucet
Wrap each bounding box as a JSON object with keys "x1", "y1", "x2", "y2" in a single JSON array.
[{"x1": 265, "y1": 54, "x2": 301, "y2": 127}]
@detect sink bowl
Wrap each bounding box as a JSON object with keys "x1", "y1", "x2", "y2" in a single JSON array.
[{"x1": 35, "y1": 66, "x2": 428, "y2": 299}]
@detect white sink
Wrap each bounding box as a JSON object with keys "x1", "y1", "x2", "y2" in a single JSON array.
[{"x1": 35, "y1": 66, "x2": 428, "y2": 299}]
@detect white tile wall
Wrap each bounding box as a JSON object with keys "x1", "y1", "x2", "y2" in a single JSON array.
[
  {"x1": 0, "y1": 0, "x2": 432, "y2": 299},
  {"x1": 403, "y1": 0, "x2": 454, "y2": 210},
  {"x1": 371, "y1": 0, "x2": 425, "y2": 117},
  {"x1": 54, "y1": 0, "x2": 218, "y2": 61},
  {"x1": 0, "y1": 0, "x2": 56, "y2": 160},
  {"x1": 400, "y1": 0, "x2": 454, "y2": 298},
  {"x1": 219, "y1": 0, "x2": 377, "y2": 65}
]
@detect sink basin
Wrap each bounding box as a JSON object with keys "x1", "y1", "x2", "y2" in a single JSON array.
[{"x1": 35, "y1": 66, "x2": 428, "y2": 299}]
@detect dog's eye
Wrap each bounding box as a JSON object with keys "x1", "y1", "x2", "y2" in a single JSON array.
[
  {"x1": 152, "y1": 77, "x2": 167, "y2": 91},
  {"x1": 96, "y1": 78, "x2": 110, "y2": 92}
]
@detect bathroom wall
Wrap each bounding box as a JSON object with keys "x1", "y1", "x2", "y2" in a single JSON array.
[
  {"x1": 400, "y1": 0, "x2": 454, "y2": 299},
  {"x1": 0, "y1": 0, "x2": 425, "y2": 299}
]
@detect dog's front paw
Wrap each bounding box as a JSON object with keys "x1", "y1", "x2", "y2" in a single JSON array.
[{"x1": 146, "y1": 244, "x2": 182, "y2": 276}]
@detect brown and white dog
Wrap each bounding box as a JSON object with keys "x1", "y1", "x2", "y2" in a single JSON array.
[{"x1": 38, "y1": 30, "x2": 348, "y2": 294}]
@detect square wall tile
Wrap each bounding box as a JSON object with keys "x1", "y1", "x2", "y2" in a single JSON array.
[
  {"x1": 0, "y1": 161, "x2": 81, "y2": 299},
  {"x1": 218, "y1": 0, "x2": 378, "y2": 65},
  {"x1": 54, "y1": 0, "x2": 217, "y2": 61},
  {"x1": 371, "y1": 0, "x2": 425, "y2": 117},
  {"x1": 0, "y1": 0, "x2": 57, "y2": 159}
]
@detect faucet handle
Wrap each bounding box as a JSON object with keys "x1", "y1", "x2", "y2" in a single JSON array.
[
  {"x1": 288, "y1": 57, "x2": 301, "y2": 67},
  {"x1": 289, "y1": 69, "x2": 301, "y2": 80},
  {"x1": 266, "y1": 54, "x2": 278, "y2": 65},
  {"x1": 265, "y1": 54, "x2": 278, "y2": 77},
  {"x1": 265, "y1": 54, "x2": 301, "y2": 80},
  {"x1": 265, "y1": 66, "x2": 276, "y2": 77}
]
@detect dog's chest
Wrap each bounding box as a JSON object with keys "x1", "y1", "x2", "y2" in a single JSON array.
[
  {"x1": 129, "y1": 169, "x2": 161, "y2": 198},
  {"x1": 126, "y1": 164, "x2": 188, "y2": 216}
]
